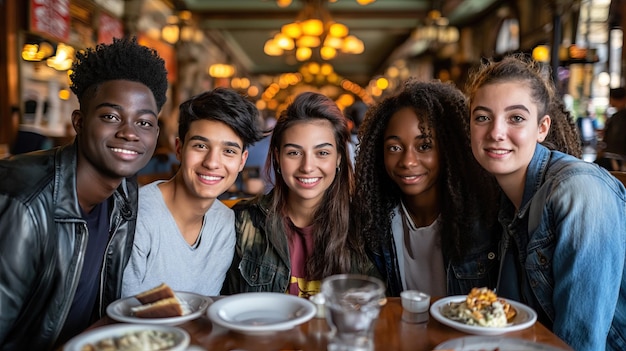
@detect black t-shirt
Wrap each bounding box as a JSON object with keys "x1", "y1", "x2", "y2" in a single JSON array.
[{"x1": 56, "y1": 200, "x2": 110, "y2": 345}]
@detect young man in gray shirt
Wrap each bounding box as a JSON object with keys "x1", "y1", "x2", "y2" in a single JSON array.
[{"x1": 122, "y1": 88, "x2": 262, "y2": 296}]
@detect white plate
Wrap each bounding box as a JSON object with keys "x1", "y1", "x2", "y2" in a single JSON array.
[
  {"x1": 430, "y1": 295, "x2": 537, "y2": 336},
  {"x1": 107, "y1": 291, "x2": 212, "y2": 326},
  {"x1": 64, "y1": 324, "x2": 189, "y2": 351},
  {"x1": 434, "y1": 336, "x2": 567, "y2": 350},
  {"x1": 207, "y1": 292, "x2": 317, "y2": 334}
]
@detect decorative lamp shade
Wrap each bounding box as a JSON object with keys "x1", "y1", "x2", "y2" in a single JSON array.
[
  {"x1": 324, "y1": 36, "x2": 343, "y2": 49},
  {"x1": 276, "y1": 0, "x2": 292, "y2": 8},
  {"x1": 297, "y1": 35, "x2": 321, "y2": 48},
  {"x1": 329, "y1": 23, "x2": 348, "y2": 37},
  {"x1": 208, "y1": 63, "x2": 235, "y2": 78},
  {"x1": 296, "y1": 47, "x2": 312, "y2": 61},
  {"x1": 264, "y1": 39, "x2": 284, "y2": 56},
  {"x1": 342, "y1": 35, "x2": 364, "y2": 54},
  {"x1": 320, "y1": 46, "x2": 337, "y2": 60},
  {"x1": 320, "y1": 63, "x2": 334, "y2": 75},
  {"x1": 275, "y1": 33, "x2": 295, "y2": 50},
  {"x1": 301, "y1": 18, "x2": 324, "y2": 36},
  {"x1": 282, "y1": 22, "x2": 302, "y2": 38}
]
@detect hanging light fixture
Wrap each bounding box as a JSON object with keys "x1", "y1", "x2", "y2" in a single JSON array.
[
  {"x1": 264, "y1": 0, "x2": 365, "y2": 61},
  {"x1": 208, "y1": 63, "x2": 236, "y2": 78},
  {"x1": 160, "y1": 10, "x2": 204, "y2": 45},
  {"x1": 276, "y1": 0, "x2": 375, "y2": 7},
  {"x1": 412, "y1": 10, "x2": 459, "y2": 46}
]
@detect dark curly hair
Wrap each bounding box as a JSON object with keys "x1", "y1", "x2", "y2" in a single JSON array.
[
  {"x1": 178, "y1": 88, "x2": 263, "y2": 150},
  {"x1": 70, "y1": 37, "x2": 168, "y2": 112},
  {"x1": 353, "y1": 79, "x2": 499, "y2": 262},
  {"x1": 466, "y1": 54, "x2": 582, "y2": 157},
  {"x1": 265, "y1": 92, "x2": 361, "y2": 279}
]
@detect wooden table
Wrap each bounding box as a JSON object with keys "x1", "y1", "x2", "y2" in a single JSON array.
[{"x1": 83, "y1": 297, "x2": 572, "y2": 351}]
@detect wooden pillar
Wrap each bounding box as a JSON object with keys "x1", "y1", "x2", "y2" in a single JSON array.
[{"x1": 0, "y1": 0, "x2": 23, "y2": 149}]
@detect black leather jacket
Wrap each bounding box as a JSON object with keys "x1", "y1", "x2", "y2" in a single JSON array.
[{"x1": 0, "y1": 143, "x2": 138, "y2": 350}]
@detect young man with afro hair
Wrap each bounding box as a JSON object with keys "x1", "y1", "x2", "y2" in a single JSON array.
[{"x1": 0, "y1": 37, "x2": 168, "y2": 350}]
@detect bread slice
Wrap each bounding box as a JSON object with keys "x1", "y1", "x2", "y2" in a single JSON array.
[
  {"x1": 135, "y1": 283, "x2": 175, "y2": 304},
  {"x1": 131, "y1": 297, "x2": 184, "y2": 318}
]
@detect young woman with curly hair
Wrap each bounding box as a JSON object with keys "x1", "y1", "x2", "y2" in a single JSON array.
[
  {"x1": 222, "y1": 92, "x2": 372, "y2": 297},
  {"x1": 352, "y1": 79, "x2": 500, "y2": 298},
  {"x1": 467, "y1": 54, "x2": 626, "y2": 350}
]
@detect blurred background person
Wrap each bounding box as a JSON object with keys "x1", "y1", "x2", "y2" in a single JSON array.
[{"x1": 596, "y1": 87, "x2": 626, "y2": 171}]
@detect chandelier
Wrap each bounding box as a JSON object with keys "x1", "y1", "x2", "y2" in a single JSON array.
[
  {"x1": 264, "y1": 0, "x2": 365, "y2": 61},
  {"x1": 161, "y1": 10, "x2": 204, "y2": 44},
  {"x1": 275, "y1": 0, "x2": 376, "y2": 8},
  {"x1": 412, "y1": 10, "x2": 459, "y2": 45}
]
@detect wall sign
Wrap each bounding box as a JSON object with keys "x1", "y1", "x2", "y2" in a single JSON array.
[{"x1": 30, "y1": 0, "x2": 70, "y2": 42}]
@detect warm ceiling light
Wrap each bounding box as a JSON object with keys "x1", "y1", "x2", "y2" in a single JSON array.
[
  {"x1": 296, "y1": 47, "x2": 312, "y2": 61},
  {"x1": 281, "y1": 22, "x2": 302, "y2": 38},
  {"x1": 208, "y1": 63, "x2": 235, "y2": 78},
  {"x1": 296, "y1": 35, "x2": 321, "y2": 48},
  {"x1": 264, "y1": 39, "x2": 283, "y2": 56},
  {"x1": 320, "y1": 46, "x2": 337, "y2": 60},
  {"x1": 412, "y1": 9, "x2": 460, "y2": 46},
  {"x1": 276, "y1": 0, "x2": 292, "y2": 7},
  {"x1": 22, "y1": 42, "x2": 55, "y2": 61},
  {"x1": 320, "y1": 63, "x2": 334, "y2": 75},
  {"x1": 161, "y1": 25, "x2": 179, "y2": 44},
  {"x1": 301, "y1": 19, "x2": 324, "y2": 36},
  {"x1": 376, "y1": 77, "x2": 389, "y2": 90},
  {"x1": 274, "y1": 33, "x2": 295, "y2": 50},
  {"x1": 342, "y1": 35, "x2": 364, "y2": 54},
  {"x1": 46, "y1": 43, "x2": 75, "y2": 71},
  {"x1": 324, "y1": 36, "x2": 343, "y2": 49},
  {"x1": 329, "y1": 23, "x2": 348, "y2": 37},
  {"x1": 266, "y1": 0, "x2": 365, "y2": 61}
]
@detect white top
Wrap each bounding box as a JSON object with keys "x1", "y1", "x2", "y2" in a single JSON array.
[
  {"x1": 391, "y1": 203, "x2": 446, "y2": 296},
  {"x1": 122, "y1": 181, "x2": 235, "y2": 297}
]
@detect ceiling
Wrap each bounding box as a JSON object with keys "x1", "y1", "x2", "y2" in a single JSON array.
[{"x1": 178, "y1": 0, "x2": 502, "y2": 86}]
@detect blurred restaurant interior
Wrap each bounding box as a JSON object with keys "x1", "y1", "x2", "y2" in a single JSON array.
[{"x1": 0, "y1": 0, "x2": 624, "y2": 160}]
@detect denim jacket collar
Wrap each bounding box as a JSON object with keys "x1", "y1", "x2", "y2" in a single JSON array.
[{"x1": 515, "y1": 144, "x2": 551, "y2": 220}]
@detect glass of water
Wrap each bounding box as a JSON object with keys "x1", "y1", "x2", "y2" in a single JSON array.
[{"x1": 321, "y1": 274, "x2": 386, "y2": 351}]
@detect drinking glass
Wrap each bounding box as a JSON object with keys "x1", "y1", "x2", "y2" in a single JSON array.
[{"x1": 321, "y1": 274, "x2": 385, "y2": 351}]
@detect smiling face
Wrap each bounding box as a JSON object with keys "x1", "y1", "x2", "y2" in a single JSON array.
[
  {"x1": 176, "y1": 119, "x2": 248, "y2": 205},
  {"x1": 383, "y1": 107, "x2": 440, "y2": 202},
  {"x1": 73, "y1": 80, "x2": 159, "y2": 180},
  {"x1": 470, "y1": 81, "x2": 551, "y2": 186},
  {"x1": 277, "y1": 119, "x2": 341, "y2": 208}
]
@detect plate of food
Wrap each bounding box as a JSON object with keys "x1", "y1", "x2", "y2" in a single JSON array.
[
  {"x1": 63, "y1": 324, "x2": 189, "y2": 351},
  {"x1": 430, "y1": 287, "x2": 537, "y2": 336},
  {"x1": 434, "y1": 336, "x2": 568, "y2": 351},
  {"x1": 207, "y1": 292, "x2": 317, "y2": 334},
  {"x1": 107, "y1": 283, "x2": 212, "y2": 326}
]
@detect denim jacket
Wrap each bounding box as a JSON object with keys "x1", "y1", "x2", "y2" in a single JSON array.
[
  {"x1": 368, "y1": 205, "x2": 500, "y2": 297},
  {"x1": 497, "y1": 144, "x2": 626, "y2": 351},
  {"x1": 221, "y1": 192, "x2": 379, "y2": 295}
]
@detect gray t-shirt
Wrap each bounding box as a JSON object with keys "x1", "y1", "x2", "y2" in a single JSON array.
[{"x1": 122, "y1": 181, "x2": 235, "y2": 297}]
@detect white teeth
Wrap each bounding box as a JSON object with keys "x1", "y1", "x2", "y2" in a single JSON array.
[
  {"x1": 199, "y1": 175, "x2": 221, "y2": 181},
  {"x1": 402, "y1": 176, "x2": 418, "y2": 180},
  {"x1": 298, "y1": 178, "x2": 320, "y2": 184},
  {"x1": 490, "y1": 149, "x2": 509, "y2": 155},
  {"x1": 111, "y1": 148, "x2": 138, "y2": 155}
]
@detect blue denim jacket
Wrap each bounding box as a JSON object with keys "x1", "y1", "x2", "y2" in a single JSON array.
[
  {"x1": 369, "y1": 206, "x2": 500, "y2": 297},
  {"x1": 497, "y1": 144, "x2": 626, "y2": 351}
]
